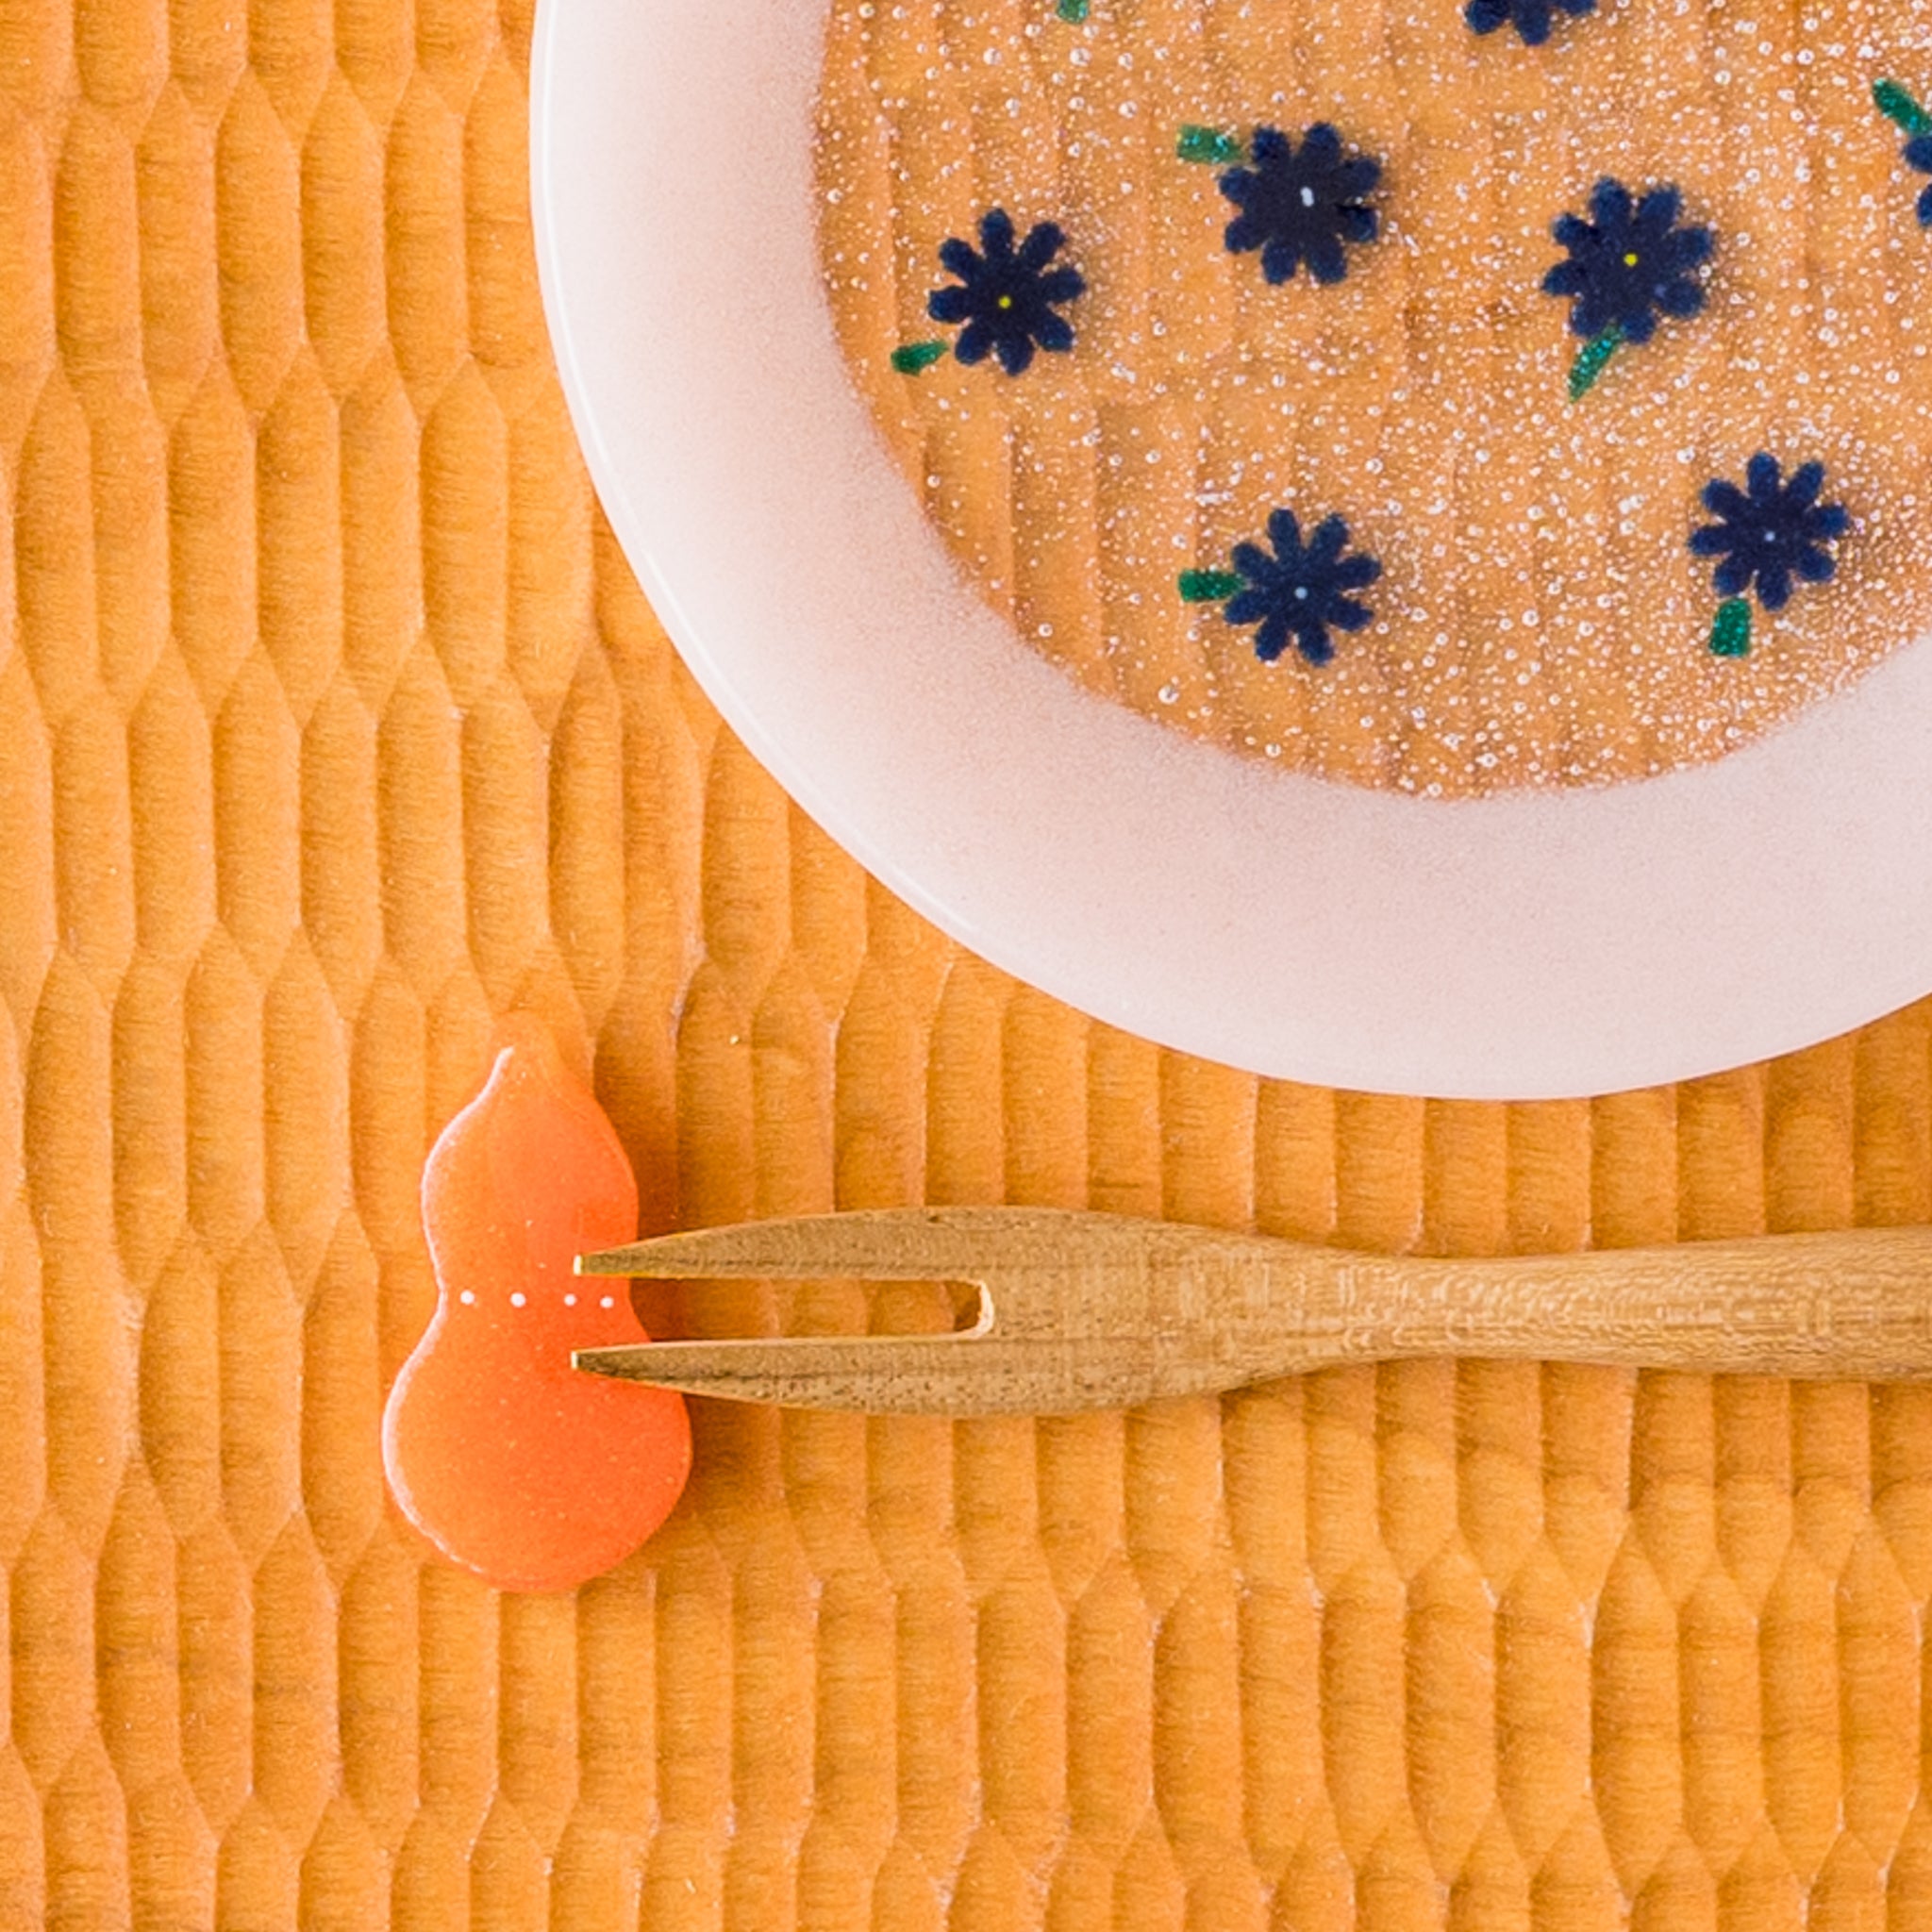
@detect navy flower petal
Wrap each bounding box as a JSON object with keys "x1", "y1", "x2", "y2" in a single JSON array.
[
  {"x1": 977, "y1": 208, "x2": 1016, "y2": 258},
  {"x1": 1302, "y1": 124, "x2": 1341, "y2": 163},
  {"x1": 1306, "y1": 235, "x2": 1349, "y2": 284},
  {"x1": 924, "y1": 208, "x2": 1086, "y2": 376},
  {"x1": 1224, "y1": 212, "x2": 1268, "y2": 254},
  {"x1": 1253, "y1": 614, "x2": 1293, "y2": 663},
  {"x1": 1619, "y1": 306, "x2": 1658, "y2": 346},
  {"x1": 1783, "y1": 460, "x2": 1824, "y2": 508},
  {"x1": 1469, "y1": 0, "x2": 1569, "y2": 42},
  {"x1": 1216, "y1": 124, "x2": 1382, "y2": 290},
  {"x1": 1905, "y1": 127, "x2": 1932, "y2": 223},
  {"x1": 1015, "y1": 220, "x2": 1066, "y2": 272},
  {"x1": 1673, "y1": 226, "x2": 1715, "y2": 270},
  {"x1": 954, "y1": 319, "x2": 995, "y2": 364},
  {"x1": 1690, "y1": 453, "x2": 1850, "y2": 615},
  {"x1": 1700, "y1": 479, "x2": 1749, "y2": 521},
  {"x1": 1633, "y1": 184, "x2": 1682, "y2": 231},
  {"x1": 993, "y1": 334, "x2": 1033, "y2": 376},
  {"x1": 1259, "y1": 238, "x2": 1304, "y2": 284},
  {"x1": 1304, "y1": 515, "x2": 1345, "y2": 565},
  {"x1": 1656, "y1": 277, "x2": 1706, "y2": 318},
  {"x1": 1031, "y1": 309, "x2": 1074, "y2": 354},
  {"x1": 1590, "y1": 178, "x2": 1633, "y2": 230},
  {"x1": 1545, "y1": 175, "x2": 1714, "y2": 348},
  {"x1": 938, "y1": 237, "x2": 981, "y2": 281},
  {"x1": 1035, "y1": 265, "x2": 1087, "y2": 305},
  {"x1": 1909, "y1": 130, "x2": 1932, "y2": 213}
]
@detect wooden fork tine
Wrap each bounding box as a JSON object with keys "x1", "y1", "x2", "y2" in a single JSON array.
[
  {"x1": 574, "y1": 1319, "x2": 984, "y2": 1413},
  {"x1": 576, "y1": 1205, "x2": 1126, "y2": 1283},
  {"x1": 572, "y1": 1322, "x2": 1171, "y2": 1415}
]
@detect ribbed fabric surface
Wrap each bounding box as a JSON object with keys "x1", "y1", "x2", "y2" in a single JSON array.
[{"x1": 3, "y1": 0, "x2": 1932, "y2": 1925}]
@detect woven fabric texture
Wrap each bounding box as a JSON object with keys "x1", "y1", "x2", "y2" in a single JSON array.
[{"x1": 4, "y1": 0, "x2": 1932, "y2": 1926}]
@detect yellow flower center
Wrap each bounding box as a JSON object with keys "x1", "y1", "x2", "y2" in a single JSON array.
[
  {"x1": 1623, "y1": 251, "x2": 1640, "y2": 268},
  {"x1": 997, "y1": 293, "x2": 1014, "y2": 309}
]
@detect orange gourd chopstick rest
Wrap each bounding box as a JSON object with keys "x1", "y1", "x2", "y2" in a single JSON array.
[{"x1": 381, "y1": 1016, "x2": 691, "y2": 1591}]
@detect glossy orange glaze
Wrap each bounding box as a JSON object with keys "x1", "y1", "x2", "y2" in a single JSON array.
[{"x1": 382, "y1": 1017, "x2": 691, "y2": 1591}]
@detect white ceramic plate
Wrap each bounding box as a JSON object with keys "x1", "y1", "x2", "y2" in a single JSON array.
[{"x1": 530, "y1": 0, "x2": 1932, "y2": 1100}]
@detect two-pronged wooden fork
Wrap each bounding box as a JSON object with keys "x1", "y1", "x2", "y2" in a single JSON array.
[{"x1": 571, "y1": 1208, "x2": 1932, "y2": 1414}]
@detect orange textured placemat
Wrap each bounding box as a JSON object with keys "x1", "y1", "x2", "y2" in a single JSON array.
[{"x1": 4, "y1": 0, "x2": 1932, "y2": 1926}]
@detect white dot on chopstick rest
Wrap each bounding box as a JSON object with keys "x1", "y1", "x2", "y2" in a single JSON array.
[
  {"x1": 600, "y1": 1296, "x2": 614, "y2": 1309},
  {"x1": 459, "y1": 1290, "x2": 475, "y2": 1305},
  {"x1": 510, "y1": 1291, "x2": 526, "y2": 1307},
  {"x1": 563, "y1": 1292, "x2": 577, "y2": 1307}
]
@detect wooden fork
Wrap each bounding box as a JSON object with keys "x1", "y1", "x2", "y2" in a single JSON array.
[{"x1": 570, "y1": 1208, "x2": 1932, "y2": 1414}]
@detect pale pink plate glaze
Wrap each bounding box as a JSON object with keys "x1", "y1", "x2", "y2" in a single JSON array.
[{"x1": 530, "y1": 0, "x2": 1932, "y2": 1100}]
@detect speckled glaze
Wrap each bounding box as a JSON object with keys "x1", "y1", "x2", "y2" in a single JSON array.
[{"x1": 816, "y1": 0, "x2": 1932, "y2": 796}]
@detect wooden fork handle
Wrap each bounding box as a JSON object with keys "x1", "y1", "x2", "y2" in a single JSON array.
[{"x1": 1220, "y1": 1224, "x2": 1932, "y2": 1387}]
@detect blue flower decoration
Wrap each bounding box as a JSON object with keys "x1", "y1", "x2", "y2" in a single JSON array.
[
  {"x1": 1465, "y1": 0, "x2": 1594, "y2": 45},
  {"x1": 1906, "y1": 133, "x2": 1932, "y2": 225},
  {"x1": 1218, "y1": 125, "x2": 1380, "y2": 287},
  {"x1": 1542, "y1": 179, "x2": 1713, "y2": 344},
  {"x1": 927, "y1": 209, "x2": 1085, "y2": 376},
  {"x1": 1223, "y1": 510, "x2": 1381, "y2": 664},
  {"x1": 1689, "y1": 455, "x2": 1850, "y2": 611}
]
